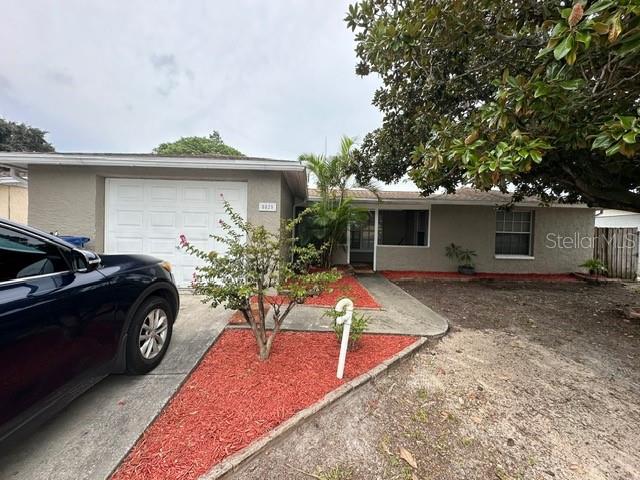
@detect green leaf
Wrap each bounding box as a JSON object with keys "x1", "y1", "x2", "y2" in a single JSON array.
[
  {"x1": 559, "y1": 79, "x2": 584, "y2": 90},
  {"x1": 585, "y1": 0, "x2": 615, "y2": 16},
  {"x1": 560, "y1": 8, "x2": 573, "y2": 19},
  {"x1": 592, "y1": 22, "x2": 610, "y2": 34},
  {"x1": 535, "y1": 46, "x2": 554, "y2": 59},
  {"x1": 554, "y1": 34, "x2": 575, "y2": 60},
  {"x1": 534, "y1": 84, "x2": 550, "y2": 98},
  {"x1": 530, "y1": 150, "x2": 543, "y2": 163},
  {"x1": 622, "y1": 132, "x2": 638, "y2": 144},
  {"x1": 551, "y1": 22, "x2": 568, "y2": 38},
  {"x1": 576, "y1": 31, "x2": 592, "y2": 48},
  {"x1": 605, "y1": 143, "x2": 621, "y2": 156},
  {"x1": 592, "y1": 134, "x2": 614, "y2": 150},
  {"x1": 619, "y1": 116, "x2": 636, "y2": 129}
]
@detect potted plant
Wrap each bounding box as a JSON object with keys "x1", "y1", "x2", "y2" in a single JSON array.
[
  {"x1": 580, "y1": 258, "x2": 607, "y2": 283},
  {"x1": 445, "y1": 243, "x2": 478, "y2": 275}
]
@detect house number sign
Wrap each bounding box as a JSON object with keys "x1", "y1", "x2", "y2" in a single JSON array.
[{"x1": 258, "y1": 202, "x2": 277, "y2": 212}]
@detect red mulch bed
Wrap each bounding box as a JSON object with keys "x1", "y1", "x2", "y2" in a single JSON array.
[
  {"x1": 112, "y1": 330, "x2": 414, "y2": 480},
  {"x1": 305, "y1": 274, "x2": 380, "y2": 308},
  {"x1": 229, "y1": 304, "x2": 271, "y2": 325},
  {"x1": 249, "y1": 274, "x2": 381, "y2": 309},
  {"x1": 381, "y1": 270, "x2": 579, "y2": 282}
]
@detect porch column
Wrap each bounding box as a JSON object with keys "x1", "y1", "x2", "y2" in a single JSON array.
[{"x1": 373, "y1": 208, "x2": 379, "y2": 271}]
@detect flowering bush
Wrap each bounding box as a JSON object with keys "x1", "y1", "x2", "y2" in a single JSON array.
[{"x1": 181, "y1": 201, "x2": 339, "y2": 360}]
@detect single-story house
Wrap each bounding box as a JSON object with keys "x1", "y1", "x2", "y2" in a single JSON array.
[
  {"x1": 0, "y1": 152, "x2": 594, "y2": 286},
  {"x1": 306, "y1": 187, "x2": 594, "y2": 275}
]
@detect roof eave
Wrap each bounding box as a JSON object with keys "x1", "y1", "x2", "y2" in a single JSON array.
[
  {"x1": 0, "y1": 152, "x2": 305, "y2": 173},
  {"x1": 307, "y1": 196, "x2": 590, "y2": 208}
]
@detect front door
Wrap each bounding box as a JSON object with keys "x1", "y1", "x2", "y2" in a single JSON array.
[{"x1": 349, "y1": 211, "x2": 375, "y2": 266}]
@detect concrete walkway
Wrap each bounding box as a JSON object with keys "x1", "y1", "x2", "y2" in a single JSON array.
[
  {"x1": 0, "y1": 295, "x2": 229, "y2": 480},
  {"x1": 262, "y1": 273, "x2": 449, "y2": 337}
]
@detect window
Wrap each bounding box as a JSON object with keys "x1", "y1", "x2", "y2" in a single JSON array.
[
  {"x1": 378, "y1": 210, "x2": 429, "y2": 246},
  {"x1": 0, "y1": 226, "x2": 69, "y2": 282},
  {"x1": 495, "y1": 210, "x2": 533, "y2": 256}
]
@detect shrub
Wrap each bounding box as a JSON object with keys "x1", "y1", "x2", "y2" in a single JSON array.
[
  {"x1": 326, "y1": 308, "x2": 370, "y2": 351},
  {"x1": 182, "y1": 201, "x2": 339, "y2": 360},
  {"x1": 580, "y1": 258, "x2": 607, "y2": 279}
]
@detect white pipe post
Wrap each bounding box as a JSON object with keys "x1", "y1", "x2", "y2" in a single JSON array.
[{"x1": 335, "y1": 298, "x2": 354, "y2": 379}]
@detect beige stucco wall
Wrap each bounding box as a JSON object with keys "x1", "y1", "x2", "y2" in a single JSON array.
[
  {"x1": 0, "y1": 185, "x2": 28, "y2": 223},
  {"x1": 28, "y1": 165, "x2": 289, "y2": 252},
  {"x1": 376, "y1": 204, "x2": 595, "y2": 273}
]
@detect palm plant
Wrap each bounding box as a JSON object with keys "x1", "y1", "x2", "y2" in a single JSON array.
[
  {"x1": 299, "y1": 136, "x2": 378, "y2": 267},
  {"x1": 580, "y1": 258, "x2": 607, "y2": 282}
]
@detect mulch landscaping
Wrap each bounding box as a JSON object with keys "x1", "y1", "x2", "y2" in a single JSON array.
[
  {"x1": 111, "y1": 330, "x2": 414, "y2": 480},
  {"x1": 381, "y1": 270, "x2": 579, "y2": 282},
  {"x1": 246, "y1": 273, "x2": 381, "y2": 312},
  {"x1": 304, "y1": 274, "x2": 380, "y2": 308}
]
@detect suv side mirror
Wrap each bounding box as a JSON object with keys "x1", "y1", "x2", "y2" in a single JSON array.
[{"x1": 73, "y1": 249, "x2": 101, "y2": 272}]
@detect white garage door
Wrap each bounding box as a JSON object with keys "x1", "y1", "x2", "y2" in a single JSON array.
[{"x1": 105, "y1": 178, "x2": 247, "y2": 287}]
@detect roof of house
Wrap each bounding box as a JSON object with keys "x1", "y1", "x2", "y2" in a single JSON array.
[
  {"x1": 0, "y1": 152, "x2": 307, "y2": 197},
  {"x1": 308, "y1": 187, "x2": 587, "y2": 208}
]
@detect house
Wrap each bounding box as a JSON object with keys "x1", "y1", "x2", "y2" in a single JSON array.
[
  {"x1": 307, "y1": 187, "x2": 594, "y2": 274},
  {"x1": 0, "y1": 152, "x2": 594, "y2": 285},
  {"x1": 0, "y1": 152, "x2": 305, "y2": 287},
  {"x1": 0, "y1": 167, "x2": 28, "y2": 224},
  {"x1": 595, "y1": 209, "x2": 640, "y2": 229}
]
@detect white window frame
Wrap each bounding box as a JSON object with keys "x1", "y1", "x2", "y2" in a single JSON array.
[{"x1": 494, "y1": 209, "x2": 535, "y2": 259}]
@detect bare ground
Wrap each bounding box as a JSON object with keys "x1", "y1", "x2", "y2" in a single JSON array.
[{"x1": 226, "y1": 281, "x2": 640, "y2": 480}]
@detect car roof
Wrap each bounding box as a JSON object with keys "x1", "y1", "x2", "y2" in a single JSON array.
[{"x1": 0, "y1": 217, "x2": 76, "y2": 249}]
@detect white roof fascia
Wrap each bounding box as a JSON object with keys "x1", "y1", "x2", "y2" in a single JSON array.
[{"x1": 0, "y1": 153, "x2": 305, "y2": 172}]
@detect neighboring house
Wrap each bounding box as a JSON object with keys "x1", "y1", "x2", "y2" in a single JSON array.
[
  {"x1": 308, "y1": 188, "x2": 594, "y2": 274},
  {"x1": 0, "y1": 152, "x2": 594, "y2": 285},
  {"x1": 0, "y1": 167, "x2": 28, "y2": 224},
  {"x1": 595, "y1": 209, "x2": 640, "y2": 229}
]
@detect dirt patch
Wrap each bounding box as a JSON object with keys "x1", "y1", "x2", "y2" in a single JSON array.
[{"x1": 227, "y1": 281, "x2": 640, "y2": 480}]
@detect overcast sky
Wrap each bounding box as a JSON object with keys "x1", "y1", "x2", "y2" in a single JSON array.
[{"x1": 0, "y1": 1, "x2": 385, "y2": 163}]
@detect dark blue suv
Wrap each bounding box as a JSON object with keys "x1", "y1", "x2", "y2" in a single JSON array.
[{"x1": 0, "y1": 218, "x2": 179, "y2": 443}]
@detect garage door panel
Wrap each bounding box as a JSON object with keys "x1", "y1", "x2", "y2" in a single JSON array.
[
  {"x1": 115, "y1": 210, "x2": 145, "y2": 227},
  {"x1": 106, "y1": 178, "x2": 247, "y2": 287},
  {"x1": 182, "y1": 186, "x2": 209, "y2": 202},
  {"x1": 182, "y1": 212, "x2": 209, "y2": 228},
  {"x1": 114, "y1": 237, "x2": 145, "y2": 253},
  {"x1": 149, "y1": 185, "x2": 178, "y2": 203},
  {"x1": 149, "y1": 211, "x2": 178, "y2": 228},
  {"x1": 148, "y1": 238, "x2": 178, "y2": 256},
  {"x1": 217, "y1": 187, "x2": 242, "y2": 202},
  {"x1": 115, "y1": 184, "x2": 144, "y2": 201}
]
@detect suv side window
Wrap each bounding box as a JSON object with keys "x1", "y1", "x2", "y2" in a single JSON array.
[{"x1": 0, "y1": 226, "x2": 70, "y2": 282}]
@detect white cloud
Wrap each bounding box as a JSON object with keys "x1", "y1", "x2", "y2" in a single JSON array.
[{"x1": 0, "y1": 0, "x2": 383, "y2": 160}]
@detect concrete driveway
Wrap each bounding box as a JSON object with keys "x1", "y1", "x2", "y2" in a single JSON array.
[{"x1": 0, "y1": 294, "x2": 229, "y2": 480}]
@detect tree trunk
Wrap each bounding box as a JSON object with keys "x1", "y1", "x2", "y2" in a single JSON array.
[{"x1": 258, "y1": 341, "x2": 270, "y2": 361}]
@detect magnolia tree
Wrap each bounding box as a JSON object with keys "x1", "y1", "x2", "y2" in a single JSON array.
[{"x1": 181, "y1": 202, "x2": 339, "y2": 360}]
